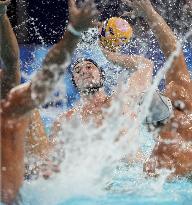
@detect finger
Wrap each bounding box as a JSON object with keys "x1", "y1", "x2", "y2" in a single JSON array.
[
  {"x1": 89, "y1": 12, "x2": 99, "y2": 27},
  {"x1": 121, "y1": 11, "x2": 133, "y2": 17},
  {"x1": 86, "y1": 6, "x2": 98, "y2": 20},
  {"x1": 82, "y1": 1, "x2": 98, "y2": 18},
  {"x1": 90, "y1": 8, "x2": 99, "y2": 17},
  {"x1": 81, "y1": 0, "x2": 95, "y2": 12},
  {"x1": 68, "y1": 0, "x2": 76, "y2": 10}
]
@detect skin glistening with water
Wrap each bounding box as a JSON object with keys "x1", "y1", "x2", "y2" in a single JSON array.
[
  {"x1": 52, "y1": 0, "x2": 192, "y2": 178},
  {"x1": 51, "y1": 38, "x2": 153, "y2": 161},
  {"x1": 50, "y1": 1, "x2": 153, "y2": 147},
  {"x1": 124, "y1": 0, "x2": 192, "y2": 177},
  {"x1": 1, "y1": 0, "x2": 191, "y2": 203},
  {"x1": 0, "y1": 0, "x2": 98, "y2": 203},
  {"x1": 0, "y1": 0, "x2": 51, "y2": 181}
]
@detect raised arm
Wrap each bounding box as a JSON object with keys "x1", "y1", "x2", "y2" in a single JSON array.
[
  {"x1": 101, "y1": 46, "x2": 153, "y2": 71},
  {"x1": 2, "y1": 0, "x2": 98, "y2": 118},
  {"x1": 123, "y1": 0, "x2": 191, "y2": 87},
  {"x1": 101, "y1": 46, "x2": 153, "y2": 93},
  {"x1": 0, "y1": 0, "x2": 20, "y2": 98}
]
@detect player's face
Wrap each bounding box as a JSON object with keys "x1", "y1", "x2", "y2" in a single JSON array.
[{"x1": 73, "y1": 61, "x2": 102, "y2": 91}]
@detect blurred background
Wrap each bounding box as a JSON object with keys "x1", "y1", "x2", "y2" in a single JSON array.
[
  {"x1": 8, "y1": 0, "x2": 192, "y2": 44},
  {"x1": 6, "y1": 0, "x2": 192, "y2": 111}
]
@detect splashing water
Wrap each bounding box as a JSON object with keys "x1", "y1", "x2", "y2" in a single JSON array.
[{"x1": 19, "y1": 27, "x2": 192, "y2": 205}]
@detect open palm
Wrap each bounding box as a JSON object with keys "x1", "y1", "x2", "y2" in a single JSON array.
[{"x1": 68, "y1": 0, "x2": 98, "y2": 32}]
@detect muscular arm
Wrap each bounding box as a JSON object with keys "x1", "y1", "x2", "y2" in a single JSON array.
[
  {"x1": 2, "y1": 29, "x2": 81, "y2": 118},
  {"x1": 102, "y1": 47, "x2": 153, "y2": 72},
  {"x1": 30, "y1": 29, "x2": 81, "y2": 105},
  {"x1": 3, "y1": 0, "x2": 98, "y2": 117},
  {"x1": 101, "y1": 48, "x2": 153, "y2": 93},
  {"x1": 0, "y1": 14, "x2": 20, "y2": 98},
  {"x1": 139, "y1": 1, "x2": 191, "y2": 87}
]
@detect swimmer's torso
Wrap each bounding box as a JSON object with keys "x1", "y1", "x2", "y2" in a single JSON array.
[{"x1": 52, "y1": 96, "x2": 112, "y2": 132}]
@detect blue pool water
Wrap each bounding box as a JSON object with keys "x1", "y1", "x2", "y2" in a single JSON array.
[
  {"x1": 18, "y1": 42, "x2": 192, "y2": 205},
  {"x1": 22, "y1": 162, "x2": 192, "y2": 205},
  {"x1": 20, "y1": 41, "x2": 192, "y2": 109}
]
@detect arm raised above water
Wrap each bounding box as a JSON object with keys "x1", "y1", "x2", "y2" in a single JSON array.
[
  {"x1": 124, "y1": 0, "x2": 191, "y2": 87},
  {"x1": 2, "y1": 0, "x2": 98, "y2": 118},
  {"x1": 101, "y1": 46, "x2": 153, "y2": 94},
  {"x1": 0, "y1": 1, "x2": 20, "y2": 98}
]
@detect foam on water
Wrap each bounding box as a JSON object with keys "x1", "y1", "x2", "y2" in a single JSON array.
[{"x1": 19, "y1": 27, "x2": 192, "y2": 205}]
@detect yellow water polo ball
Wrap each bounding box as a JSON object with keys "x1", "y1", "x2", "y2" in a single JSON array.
[{"x1": 99, "y1": 17, "x2": 133, "y2": 51}]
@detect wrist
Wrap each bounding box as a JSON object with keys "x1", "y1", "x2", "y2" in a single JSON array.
[
  {"x1": 0, "y1": 13, "x2": 5, "y2": 21},
  {"x1": 67, "y1": 23, "x2": 82, "y2": 37},
  {"x1": 0, "y1": 5, "x2": 7, "y2": 18}
]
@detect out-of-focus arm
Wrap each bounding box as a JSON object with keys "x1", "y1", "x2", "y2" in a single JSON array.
[
  {"x1": 125, "y1": 0, "x2": 191, "y2": 86},
  {"x1": 0, "y1": 1, "x2": 20, "y2": 98},
  {"x1": 2, "y1": 0, "x2": 98, "y2": 118}
]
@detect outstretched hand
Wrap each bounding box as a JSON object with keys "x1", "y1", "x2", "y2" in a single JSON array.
[{"x1": 68, "y1": 0, "x2": 99, "y2": 32}]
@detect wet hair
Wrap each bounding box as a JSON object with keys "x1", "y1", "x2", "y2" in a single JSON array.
[{"x1": 71, "y1": 58, "x2": 105, "y2": 94}]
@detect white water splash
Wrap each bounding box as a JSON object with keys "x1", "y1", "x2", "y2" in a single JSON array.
[{"x1": 21, "y1": 28, "x2": 192, "y2": 205}]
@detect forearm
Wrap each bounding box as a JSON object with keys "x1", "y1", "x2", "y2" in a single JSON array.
[
  {"x1": 31, "y1": 29, "x2": 81, "y2": 106},
  {"x1": 43, "y1": 29, "x2": 80, "y2": 66},
  {"x1": 26, "y1": 109, "x2": 51, "y2": 158},
  {"x1": 142, "y1": 6, "x2": 178, "y2": 58},
  {"x1": 3, "y1": 0, "x2": 97, "y2": 115},
  {"x1": 0, "y1": 14, "x2": 20, "y2": 98},
  {"x1": 106, "y1": 52, "x2": 153, "y2": 71},
  {"x1": 142, "y1": 4, "x2": 191, "y2": 85},
  {"x1": 1, "y1": 68, "x2": 20, "y2": 99},
  {"x1": 122, "y1": 55, "x2": 153, "y2": 72},
  {"x1": 0, "y1": 14, "x2": 20, "y2": 72}
]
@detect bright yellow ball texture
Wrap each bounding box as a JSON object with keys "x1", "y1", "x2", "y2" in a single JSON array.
[{"x1": 99, "y1": 17, "x2": 133, "y2": 51}]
